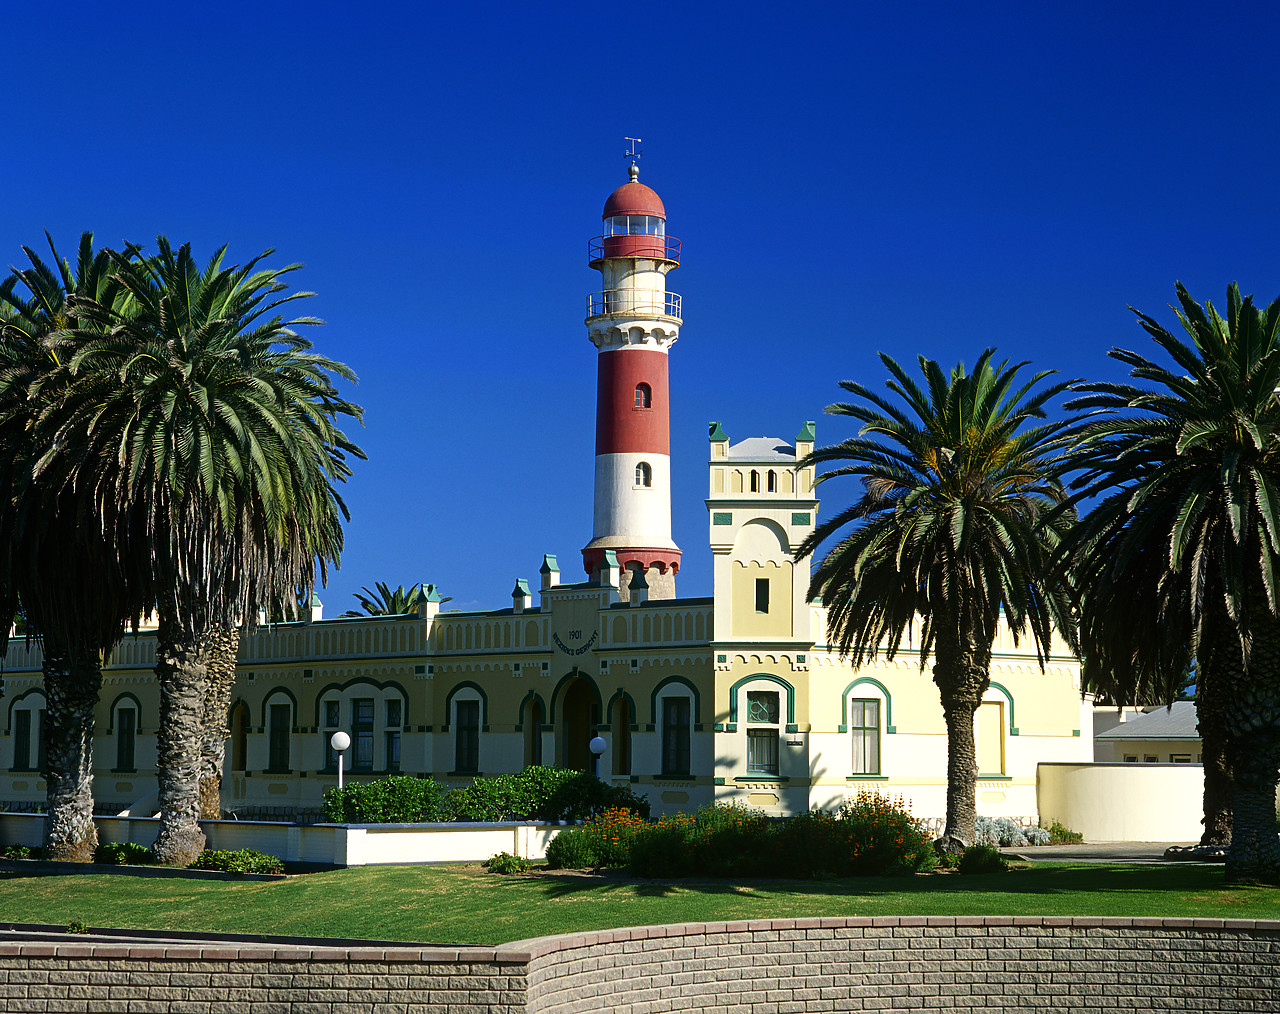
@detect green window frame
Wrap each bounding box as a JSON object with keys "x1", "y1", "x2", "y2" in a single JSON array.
[{"x1": 849, "y1": 698, "x2": 880, "y2": 775}]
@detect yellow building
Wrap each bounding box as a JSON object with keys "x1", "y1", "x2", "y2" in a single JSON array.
[{"x1": 0, "y1": 418, "x2": 1090, "y2": 825}]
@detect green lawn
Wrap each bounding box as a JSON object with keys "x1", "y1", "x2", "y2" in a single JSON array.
[{"x1": 2, "y1": 862, "x2": 1277, "y2": 946}]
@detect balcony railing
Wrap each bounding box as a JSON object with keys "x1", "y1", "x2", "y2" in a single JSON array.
[
  {"x1": 588, "y1": 235, "x2": 681, "y2": 265},
  {"x1": 586, "y1": 290, "x2": 682, "y2": 320}
]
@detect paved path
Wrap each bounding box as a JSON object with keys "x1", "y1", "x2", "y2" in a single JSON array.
[{"x1": 1003, "y1": 841, "x2": 1210, "y2": 863}]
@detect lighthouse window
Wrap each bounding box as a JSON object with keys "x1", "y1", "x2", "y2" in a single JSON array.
[
  {"x1": 634, "y1": 383, "x2": 651, "y2": 408},
  {"x1": 604, "y1": 215, "x2": 665, "y2": 237},
  {"x1": 635, "y1": 461, "x2": 652, "y2": 487}
]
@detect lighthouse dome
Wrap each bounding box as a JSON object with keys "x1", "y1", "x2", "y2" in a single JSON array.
[{"x1": 602, "y1": 181, "x2": 666, "y2": 220}]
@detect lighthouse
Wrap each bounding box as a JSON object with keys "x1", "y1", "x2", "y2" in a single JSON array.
[{"x1": 580, "y1": 155, "x2": 682, "y2": 600}]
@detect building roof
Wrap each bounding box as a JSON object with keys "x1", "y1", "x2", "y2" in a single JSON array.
[
  {"x1": 1095, "y1": 701, "x2": 1199, "y2": 741},
  {"x1": 602, "y1": 181, "x2": 666, "y2": 220},
  {"x1": 727, "y1": 437, "x2": 796, "y2": 462}
]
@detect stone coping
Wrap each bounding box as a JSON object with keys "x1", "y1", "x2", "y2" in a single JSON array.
[{"x1": 5, "y1": 914, "x2": 1280, "y2": 963}]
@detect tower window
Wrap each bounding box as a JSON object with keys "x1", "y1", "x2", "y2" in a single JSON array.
[
  {"x1": 634, "y1": 383, "x2": 651, "y2": 408},
  {"x1": 635, "y1": 461, "x2": 652, "y2": 487},
  {"x1": 755, "y1": 578, "x2": 769, "y2": 613},
  {"x1": 767, "y1": 470, "x2": 777, "y2": 492},
  {"x1": 750, "y1": 470, "x2": 760, "y2": 492}
]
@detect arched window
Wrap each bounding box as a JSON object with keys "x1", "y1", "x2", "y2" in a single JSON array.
[
  {"x1": 115, "y1": 702, "x2": 138, "y2": 772},
  {"x1": 767, "y1": 470, "x2": 777, "y2": 493},
  {"x1": 635, "y1": 461, "x2": 652, "y2": 487},
  {"x1": 634, "y1": 383, "x2": 651, "y2": 408},
  {"x1": 750, "y1": 470, "x2": 760, "y2": 492},
  {"x1": 265, "y1": 694, "x2": 293, "y2": 772},
  {"x1": 230, "y1": 703, "x2": 249, "y2": 772}
]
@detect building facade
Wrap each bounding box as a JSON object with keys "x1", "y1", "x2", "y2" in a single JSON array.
[{"x1": 0, "y1": 166, "x2": 1092, "y2": 824}]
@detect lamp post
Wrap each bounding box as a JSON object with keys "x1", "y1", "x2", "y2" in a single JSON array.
[
  {"x1": 589, "y1": 735, "x2": 606, "y2": 778},
  {"x1": 330, "y1": 731, "x2": 351, "y2": 790}
]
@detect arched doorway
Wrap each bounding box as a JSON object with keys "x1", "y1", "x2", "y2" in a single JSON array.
[{"x1": 561, "y1": 678, "x2": 597, "y2": 771}]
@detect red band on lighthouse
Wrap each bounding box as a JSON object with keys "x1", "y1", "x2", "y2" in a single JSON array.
[{"x1": 595, "y1": 350, "x2": 670, "y2": 455}]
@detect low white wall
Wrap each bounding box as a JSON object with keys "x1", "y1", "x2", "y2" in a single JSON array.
[
  {"x1": 0, "y1": 814, "x2": 562, "y2": 867},
  {"x1": 1038, "y1": 762, "x2": 1207, "y2": 841}
]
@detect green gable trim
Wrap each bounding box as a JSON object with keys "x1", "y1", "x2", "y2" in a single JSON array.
[
  {"x1": 796, "y1": 420, "x2": 816, "y2": 443},
  {"x1": 712, "y1": 512, "x2": 733, "y2": 526},
  {"x1": 791, "y1": 513, "x2": 811, "y2": 526},
  {"x1": 708, "y1": 421, "x2": 728, "y2": 442},
  {"x1": 727, "y1": 673, "x2": 796, "y2": 726},
  {"x1": 841, "y1": 677, "x2": 894, "y2": 733},
  {"x1": 987, "y1": 681, "x2": 1016, "y2": 734}
]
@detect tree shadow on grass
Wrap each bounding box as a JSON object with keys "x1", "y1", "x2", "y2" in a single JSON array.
[{"x1": 520, "y1": 863, "x2": 1240, "y2": 901}]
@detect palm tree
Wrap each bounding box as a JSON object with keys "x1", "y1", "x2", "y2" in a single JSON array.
[
  {"x1": 798, "y1": 349, "x2": 1078, "y2": 851},
  {"x1": 1064, "y1": 282, "x2": 1280, "y2": 880},
  {"x1": 47, "y1": 237, "x2": 363, "y2": 864},
  {"x1": 340, "y1": 581, "x2": 447, "y2": 617},
  {"x1": 0, "y1": 233, "x2": 145, "y2": 861}
]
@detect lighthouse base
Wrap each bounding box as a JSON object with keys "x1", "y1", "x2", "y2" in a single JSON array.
[{"x1": 581, "y1": 545, "x2": 681, "y2": 602}]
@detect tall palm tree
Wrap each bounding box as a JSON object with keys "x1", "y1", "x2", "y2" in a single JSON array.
[
  {"x1": 798, "y1": 349, "x2": 1078, "y2": 851},
  {"x1": 0, "y1": 233, "x2": 145, "y2": 861},
  {"x1": 47, "y1": 237, "x2": 363, "y2": 864},
  {"x1": 1065, "y1": 282, "x2": 1280, "y2": 880}
]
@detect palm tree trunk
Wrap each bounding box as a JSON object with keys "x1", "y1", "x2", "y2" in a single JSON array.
[
  {"x1": 1194, "y1": 627, "x2": 1233, "y2": 847},
  {"x1": 932, "y1": 630, "x2": 992, "y2": 853},
  {"x1": 198, "y1": 626, "x2": 240, "y2": 819},
  {"x1": 153, "y1": 624, "x2": 210, "y2": 866},
  {"x1": 1223, "y1": 589, "x2": 1280, "y2": 883},
  {"x1": 41, "y1": 642, "x2": 103, "y2": 862}
]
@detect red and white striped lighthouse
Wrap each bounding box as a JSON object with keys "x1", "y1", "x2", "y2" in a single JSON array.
[{"x1": 581, "y1": 157, "x2": 682, "y2": 600}]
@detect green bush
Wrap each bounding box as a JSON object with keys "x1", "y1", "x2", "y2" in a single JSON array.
[
  {"x1": 958, "y1": 844, "x2": 1008, "y2": 874},
  {"x1": 0, "y1": 844, "x2": 35, "y2": 861},
  {"x1": 93, "y1": 842, "x2": 156, "y2": 866},
  {"x1": 554, "y1": 796, "x2": 935, "y2": 880},
  {"x1": 323, "y1": 776, "x2": 450, "y2": 823},
  {"x1": 1044, "y1": 819, "x2": 1084, "y2": 845},
  {"x1": 483, "y1": 851, "x2": 532, "y2": 874},
  {"x1": 447, "y1": 777, "x2": 510, "y2": 822},
  {"x1": 189, "y1": 849, "x2": 284, "y2": 875},
  {"x1": 541, "y1": 771, "x2": 650, "y2": 822}
]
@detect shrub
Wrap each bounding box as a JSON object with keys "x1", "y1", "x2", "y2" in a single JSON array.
[
  {"x1": 545, "y1": 807, "x2": 647, "y2": 869},
  {"x1": 973, "y1": 816, "x2": 1049, "y2": 847},
  {"x1": 483, "y1": 851, "x2": 532, "y2": 874},
  {"x1": 958, "y1": 844, "x2": 1008, "y2": 874},
  {"x1": 838, "y1": 792, "x2": 937, "y2": 875},
  {"x1": 540, "y1": 771, "x2": 651, "y2": 823},
  {"x1": 544, "y1": 827, "x2": 601, "y2": 869},
  {"x1": 189, "y1": 849, "x2": 284, "y2": 875},
  {"x1": 66, "y1": 919, "x2": 89, "y2": 934},
  {"x1": 0, "y1": 844, "x2": 35, "y2": 861},
  {"x1": 323, "y1": 775, "x2": 450, "y2": 824},
  {"x1": 446, "y1": 777, "x2": 510, "y2": 822},
  {"x1": 94, "y1": 842, "x2": 156, "y2": 866},
  {"x1": 1044, "y1": 819, "x2": 1084, "y2": 845}
]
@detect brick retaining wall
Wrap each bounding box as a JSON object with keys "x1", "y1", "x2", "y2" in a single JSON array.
[{"x1": 3, "y1": 917, "x2": 1279, "y2": 1012}]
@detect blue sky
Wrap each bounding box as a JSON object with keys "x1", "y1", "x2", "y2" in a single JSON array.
[{"x1": 6, "y1": 1, "x2": 1279, "y2": 612}]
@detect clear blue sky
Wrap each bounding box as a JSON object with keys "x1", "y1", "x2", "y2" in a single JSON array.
[{"x1": 6, "y1": 1, "x2": 1279, "y2": 613}]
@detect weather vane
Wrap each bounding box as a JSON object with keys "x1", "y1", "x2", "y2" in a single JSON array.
[{"x1": 625, "y1": 137, "x2": 643, "y2": 162}]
